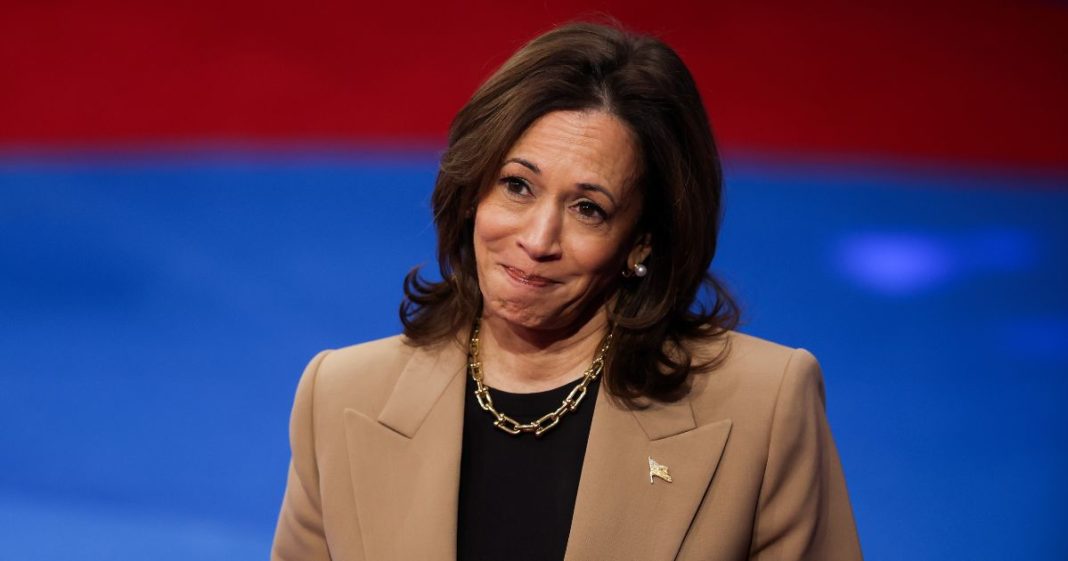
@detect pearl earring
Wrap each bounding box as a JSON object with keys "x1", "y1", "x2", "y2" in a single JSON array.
[{"x1": 634, "y1": 263, "x2": 648, "y2": 277}]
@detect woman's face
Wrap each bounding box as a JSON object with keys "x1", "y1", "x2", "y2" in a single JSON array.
[{"x1": 473, "y1": 110, "x2": 648, "y2": 333}]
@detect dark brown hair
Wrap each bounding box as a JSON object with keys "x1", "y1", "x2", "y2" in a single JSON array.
[{"x1": 401, "y1": 21, "x2": 740, "y2": 404}]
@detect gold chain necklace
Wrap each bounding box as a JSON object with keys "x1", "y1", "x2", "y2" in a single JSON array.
[{"x1": 467, "y1": 319, "x2": 612, "y2": 437}]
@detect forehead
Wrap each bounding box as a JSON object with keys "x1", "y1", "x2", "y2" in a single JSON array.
[{"x1": 505, "y1": 110, "x2": 640, "y2": 195}]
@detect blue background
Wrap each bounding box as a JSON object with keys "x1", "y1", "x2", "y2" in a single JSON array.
[{"x1": 2, "y1": 152, "x2": 1066, "y2": 559}]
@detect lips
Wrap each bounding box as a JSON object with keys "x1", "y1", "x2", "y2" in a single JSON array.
[{"x1": 502, "y1": 265, "x2": 558, "y2": 288}]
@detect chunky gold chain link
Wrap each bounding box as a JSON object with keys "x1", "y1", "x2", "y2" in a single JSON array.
[{"x1": 467, "y1": 319, "x2": 611, "y2": 437}]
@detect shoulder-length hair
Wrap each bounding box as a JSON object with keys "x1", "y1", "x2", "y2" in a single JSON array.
[{"x1": 401, "y1": 21, "x2": 740, "y2": 405}]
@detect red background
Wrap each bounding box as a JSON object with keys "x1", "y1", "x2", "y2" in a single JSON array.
[{"x1": 3, "y1": 0, "x2": 1066, "y2": 172}]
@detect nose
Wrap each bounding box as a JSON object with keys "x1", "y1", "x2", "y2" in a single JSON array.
[{"x1": 517, "y1": 202, "x2": 563, "y2": 261}]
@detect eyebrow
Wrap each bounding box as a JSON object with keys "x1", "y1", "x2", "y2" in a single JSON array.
[{"x1": 504, "y1": 157, "x2": 619, "y2": 206}]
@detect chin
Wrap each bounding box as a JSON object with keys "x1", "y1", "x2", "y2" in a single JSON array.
[{"x1": 485, "y1": 299, "x2": 558, "y2": 330}]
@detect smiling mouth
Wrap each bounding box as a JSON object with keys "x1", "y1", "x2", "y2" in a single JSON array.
[{"x1": 502, "y1": 265, "x2": 558, "y2": 288}]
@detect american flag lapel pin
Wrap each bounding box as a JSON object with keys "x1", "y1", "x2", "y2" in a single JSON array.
[{"x1": 648, "y1": 457, "x2": 672, "y2": 483}]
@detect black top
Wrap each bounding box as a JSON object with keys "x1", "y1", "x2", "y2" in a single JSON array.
[{"x1": 457, "y1": 373, "x2": 599, "y2": 561}]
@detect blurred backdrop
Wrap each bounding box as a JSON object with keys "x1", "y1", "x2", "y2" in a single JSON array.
[{"x1": 2, "y1": 1, "x2": 1066, "y2": 559}]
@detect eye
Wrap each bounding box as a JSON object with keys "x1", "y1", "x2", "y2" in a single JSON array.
[
  {"x1": 574, "y1": 200, "x2": 608, "y2": 223},
  {"x1": 499, "y1": 175, "x2": 531, "y2": 197}
]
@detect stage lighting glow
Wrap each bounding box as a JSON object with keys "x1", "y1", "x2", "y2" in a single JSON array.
[
  {"x1": 835, "y1": 233, "x2": 956, "y2": 295},
  {"x1": 835, "y1": 227, "x2": 1039, "y2": 296}
]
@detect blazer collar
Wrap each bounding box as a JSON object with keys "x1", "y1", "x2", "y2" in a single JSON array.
[
  {"x1": 372, "y1": 336, "x2": 703, "y2": 440},
  {"x1": 377, "y1": 336, "x2": 469, "y2": 437},
  {"x1": 343, "y1": 338, "x2": 732, "y2": 561}
]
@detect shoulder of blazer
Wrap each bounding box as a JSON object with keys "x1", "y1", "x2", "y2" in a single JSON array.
[{"x1": 684, "y1": 330, "x2": 816, "y2": 429}]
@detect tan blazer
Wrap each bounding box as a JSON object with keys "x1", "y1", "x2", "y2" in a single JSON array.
[{"x1": 271, "y1": 331, "x2": 862, "y2": 561}]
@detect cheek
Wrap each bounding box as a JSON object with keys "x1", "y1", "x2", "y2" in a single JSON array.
[
  {"x1": 566, "y1": 236, "x2": 627, "y2": 281},
  {"x1": 473, "y1": 203, "x2": 512, "y2": 251}
]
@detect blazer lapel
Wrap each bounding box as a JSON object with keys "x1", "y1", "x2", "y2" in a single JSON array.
[
  {"x1": 565, "y1": 386, "x2": 733, "y2": 561},
  {"x1": 343, "y1": 338, "x2": 468, "y2": 561}
]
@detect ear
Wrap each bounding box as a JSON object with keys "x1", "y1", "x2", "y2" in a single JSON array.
[{"x1": 626, "y1": 233, "x2": 652, "y2": 268}]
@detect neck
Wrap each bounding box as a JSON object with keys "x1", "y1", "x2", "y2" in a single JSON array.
[{"x1": 475, "y1": 310, "x2": 610, "y2": 393}]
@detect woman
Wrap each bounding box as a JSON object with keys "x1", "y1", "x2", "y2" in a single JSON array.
[{"x1": 272, "y1": 22, "x2": 862, "y2": 561}]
